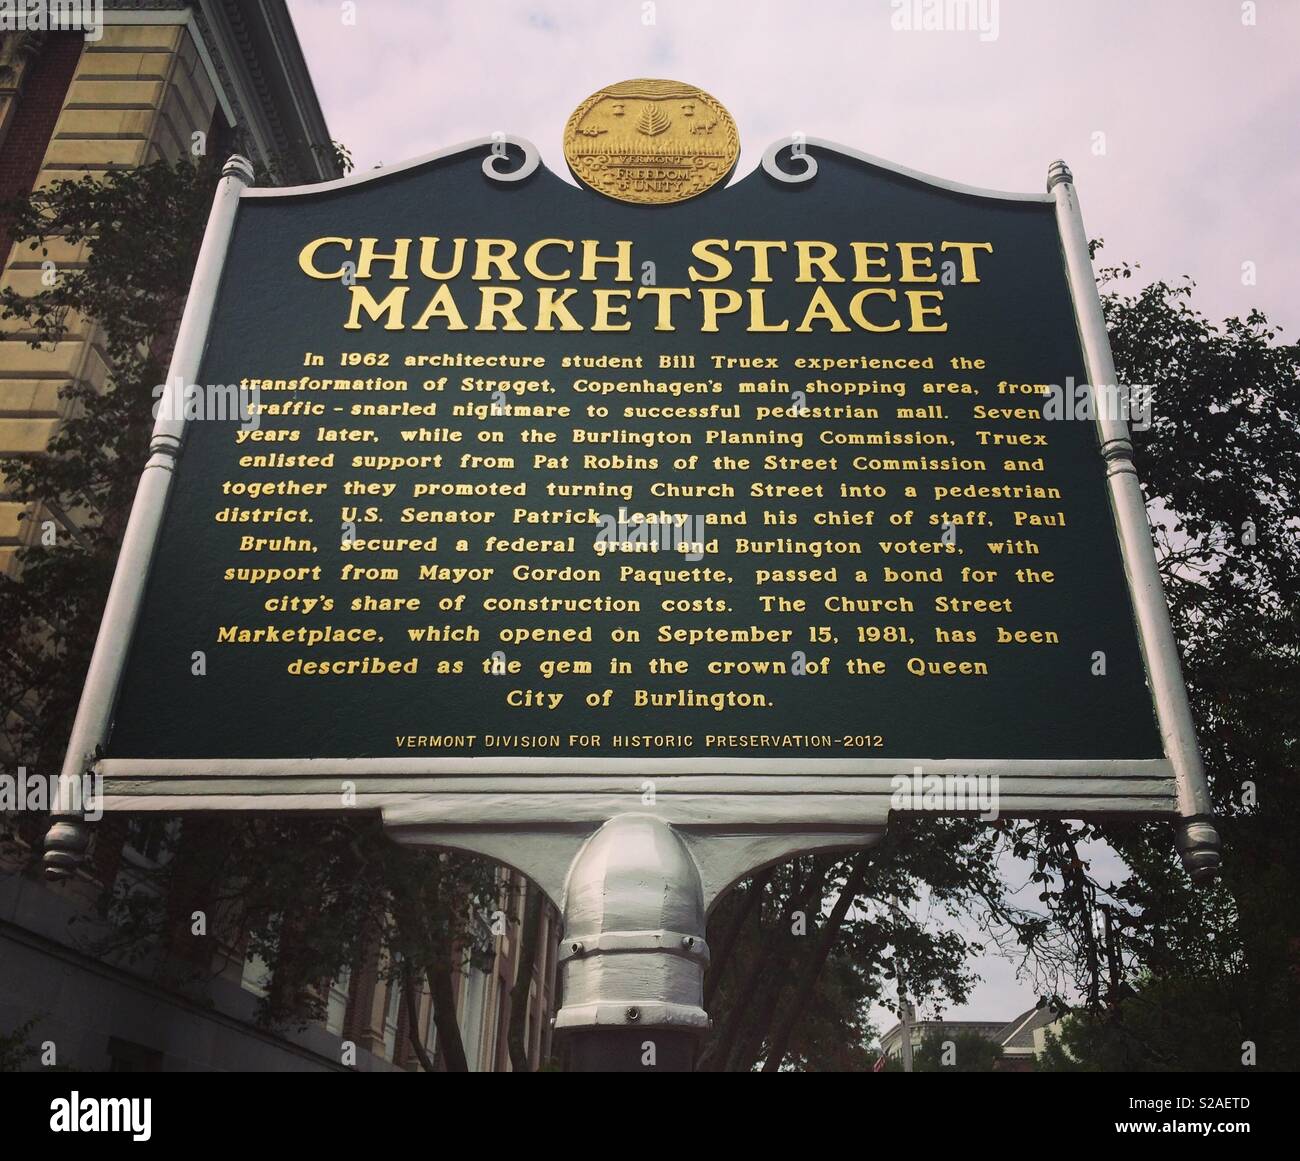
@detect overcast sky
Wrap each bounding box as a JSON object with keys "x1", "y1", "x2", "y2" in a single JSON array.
[
  {"x1": 288, "y1": 0, "x2": 1298, "y2": 332},
  {"x1": 283, "y1": 0, "x2": 1296, "y2": 1032}
]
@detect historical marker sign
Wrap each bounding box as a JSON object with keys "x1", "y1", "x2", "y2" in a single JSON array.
[{"x1": 54, "y1": 82, "x2": 1218, "y2": 883}]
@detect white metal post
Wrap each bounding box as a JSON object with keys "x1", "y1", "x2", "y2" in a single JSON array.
[
  {"x1": 44, "y1": 155, "x2": 255, "y2": 878},
  {"x1": 1048, "y1": 159, "x2": 1221, "y2": 882},
  {"x1": 555, "y1": 813, "x2": 711, "y2": 1070}
]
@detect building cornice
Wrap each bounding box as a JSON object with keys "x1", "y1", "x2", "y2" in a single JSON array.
[{"x1": 104, "y1": 0, "x2": 338, "y2": 183}]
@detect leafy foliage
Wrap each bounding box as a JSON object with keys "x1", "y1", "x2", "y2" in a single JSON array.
[
  {"x1": 1006, "y1": 248, "x2": 1300, "y2": 1069},
  {"x1": 699, "y1": 818, "x2": 1037, "y2": 1071},
  {"x1": 880, "y1": 1027, "x2": 1002, "y2": 1072},
  {"x1": 0, "y1": 1016, "x2": 43, "y2": 1071},
  {"x1": 98, "y1": 813, "x2": 500, "y2": 1038},
  {"x1": 0, "y1": 158, "x2": 231, "y2": 774},
  {"x1": 1036, "y1": 975, "x2": 1258, "y2": 1072}
]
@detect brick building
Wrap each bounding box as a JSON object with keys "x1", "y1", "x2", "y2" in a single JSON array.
[{"x1": 0, "y1": 2, "x2": 559, "y2": 1073}]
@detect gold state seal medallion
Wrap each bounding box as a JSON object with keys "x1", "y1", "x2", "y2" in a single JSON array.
[{"x1": 563, "y1": 78, "x2": 739, "y2": 205}]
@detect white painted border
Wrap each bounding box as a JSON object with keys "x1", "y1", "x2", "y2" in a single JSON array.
[
  {"x1": 97, "y1": 757, "x2": 1173, "y2": 779},
  {"x1": 759, "y1": 136, "x2": 1052, "y2": 203},
  {"x1": 240, "y1": 134, "x2": 542, "y2": 198},
  {"x1": 242, "y1": 133, "x2": 1049, "y2": 205}
]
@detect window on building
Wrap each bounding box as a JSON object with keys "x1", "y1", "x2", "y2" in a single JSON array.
[
  {"x1": 325, "y1": 964, "x2": 352, "y2": 1036},
  {"x1": 495, "y1": 986, "x2": 509, "y2": 1072},
  {"x1": 423, "y1": 995, "x2": 437, "y2": 1065},
  {"x1": 120, "y1": 816, "x2": 183, "y2": 877},
  {"x1": 107, "y1": 1037, "x2": 163, "y2": 1073},
  {"x1": 240, "y1": 947, "x2": 272, "y2": 998},
  {"x1": 382, "y1": 975, "x2": 401, "y2": 1061},
  {"x1": 459, "y1": 965, "x2": 488, "y2": 1073},
  {"x1": 239, "y1": 910, "x2": 284, "y2": 998}
]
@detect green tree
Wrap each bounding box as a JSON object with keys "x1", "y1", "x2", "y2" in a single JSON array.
[
  {"x1": 0, "y1": 158, "x2": 230, "y2": 778},
  {"x1": 897, "y1": 1027, "x2": 1002, "y2": 1072},
  {"x1": 696, "y1": 253, "x2": 1299, "y2": 1072},
  {"x1": 1036, "y1": 976, "x2": 1256, "y2": 1073},
  {"x1": 0, "y1": 1016, "x2": 43, "y2": 1071},
  {"x1": 1009, "y1": 249, "x2": 1299, "y2": 1070},
  {"x1": 698, "y1": 817, "x2": 1042, "y2": 1072},
  {"x1": 93, "y1": 811, "x2": 502, "y2": 1070}
]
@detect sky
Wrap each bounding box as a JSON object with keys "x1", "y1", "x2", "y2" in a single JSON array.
[
  {"x1": 287, "y1": 0, "x2": 1299, "y2": 333},
  {"x1": 282, "y1": 0, "x2": 1295, "y2": 1031}
]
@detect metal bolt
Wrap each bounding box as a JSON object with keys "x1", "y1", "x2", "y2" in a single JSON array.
[
  {"x1": 681, "y1": 936, "x2": 695, "y2": 950},
  {"x1": 625, "y1": 1006, "x2": 641, "y2": 1023},
  {"x1": 570, "y1": 941, "x2": 583, "y2": 955}
]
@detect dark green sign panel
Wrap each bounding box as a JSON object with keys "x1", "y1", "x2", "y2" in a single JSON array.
[{"x1": 104, "y1": 143, "x2": 1163, "y2": 763}]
